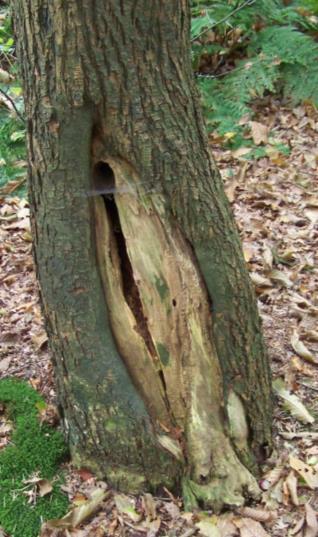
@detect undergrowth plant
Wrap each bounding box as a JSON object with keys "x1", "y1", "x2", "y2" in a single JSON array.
[
  {"x1": 0, "y1": 4, "x2": 26, "y2": 195},
  {"x1": 191, "y1": 0, "x2": 318, "y2": 147},
  {"x1": 0, "y1": 379, "x2": 68, "y2": 537}
]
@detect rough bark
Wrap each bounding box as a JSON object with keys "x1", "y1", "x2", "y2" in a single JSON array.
[{"x1": 13, "y1": 0, "x2": 272, "y2": 509}]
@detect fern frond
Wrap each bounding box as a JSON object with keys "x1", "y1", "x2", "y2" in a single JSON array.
[
  {"x1": 248, "y1": 25, "x2": 318, "y2": 66},
  {"x1": 283, "y1": 63, "x2": 318, "y2": 104}
]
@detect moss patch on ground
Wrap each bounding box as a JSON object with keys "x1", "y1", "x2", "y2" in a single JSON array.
[{"x1": 0, "y1": 379, "x2": 69, "y2": 537}]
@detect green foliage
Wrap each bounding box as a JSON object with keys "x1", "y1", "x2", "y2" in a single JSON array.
[
  {"x1": 0, "y1": 6, "x2": 26, "y2": 196},
  {"x1": 0, "y1": 108, "x2": 26, "y2": 190},
  {"x1": 0, "y1": 379, "x2": 69, "y2": 537},
  {"x1": 192, "y1": 0, "x2": 318, "y2": 145}
]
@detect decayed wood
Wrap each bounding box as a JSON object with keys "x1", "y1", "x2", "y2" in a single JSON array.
[{"x1": 93, "y1": 159, "x2": 260, "y2": 506}]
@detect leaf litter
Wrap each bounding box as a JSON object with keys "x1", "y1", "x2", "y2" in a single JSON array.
[{"x1": 0, "y1": 97, "x2": 318, "y2": 536}]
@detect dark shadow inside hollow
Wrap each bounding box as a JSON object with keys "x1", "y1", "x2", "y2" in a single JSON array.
[{"x1": 93, "y1": 161, "x2": 116, "y2": 196}]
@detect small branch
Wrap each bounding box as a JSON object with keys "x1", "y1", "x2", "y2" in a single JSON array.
[
  {"x1": 191, "y1": 0, "x2": 256, "y2": 42},
  {"x1": 0, "y1": 88, "x2": 25, "y2": 122}
]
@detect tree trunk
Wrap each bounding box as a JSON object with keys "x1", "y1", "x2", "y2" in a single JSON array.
[{"x1": 14, "y1": 0, "x2": 272, "y2": 510}]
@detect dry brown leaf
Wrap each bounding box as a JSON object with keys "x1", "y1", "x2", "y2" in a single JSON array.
[
  {"x1": 291, "y1": 332, "x2": 317, "y2": 364},
  {"x1": 38, "y1": 479, "x2": 53, "y2": 497},
  {"x1": 269, "y1": 269, "x2": 293, "y2": 288},
  {"x1": 305, "y1": 208, "x2": 318, "y2": 224},
  {"x1": 303, "y1": 330, "x2": 318, "y2": 342},
  {"x1": 289, "y1": 456, "x2": 318, "y2": 489},
  {"x1": 142, "y1": 492, "x2": 157, "y2": 520},
  {"x1": 76, "y1": 468, "x2": 95, "y2": 481},
  {"x1": 234, "y1": 517, "x2": 270, "y2": 537},
  {"x1": 261, "y1": 464, "x2": 285, "y2": 491},
  {"x1": 164, "y1": 501, "x2": 180, "y2": 520},
  {"x1": 225, "y1": 180, "x2": 239, "y2": 203},
  {"x1": 114, "y1": 493, "x2": 141, "y2": 522},
  {"x1": 285, "y1": 471, "x2": 299, "y2": 506},
  {"x1": 0, "y1": 68, "x2": 13, "y2": 83},
  {"x1": 0, "y1": 178, "x2": 26, "y2": 195},
  {"x1": 5, "y1": 217, "x2": 30, "y2": 231},
  {"x1": 43, "y1": 488, "x2": 108, "y2": 530},
  {"x1": 304, "y1": 503, "x2": 318, "y2": 537},
  {"x1": 236, "y1": 507, "x2": 276, "y2": 523},
  {"x1": 250, "y1": 273, "x2": 272, "y2": 289},
  {"x1": 0, "y1": 422, "x2": 12, "y2": 436},
  {"x1": 243, "y1": 246, "x2": 254, "y2": 262},
  {"x1": 273, "y1": 380, "x2": 314, "y2": 424},
  {"x1": 217, "y1": 515, "x2": 237, "y2": 537},
  {"x1": 143, "y1": 517, "x2": 161, "y2": 535},
  {"x1": 31, "y1": 331, "x2": 48, "y2": 350},
  {"x1": 23, "y1": 475, "x2": 52, "y2": 496},
  {"x1": 291, "y1": 356, "x2": 315, "y2": 376},
  {"x1": 290, "y1": 517, "x2": 305, "y2": 536},
  {"x1": 280, "y1": 432, "x2": 318, "y2": 440},
  {"x1": 263, "y1": 246, "x2": 273, "y2": 271},
  {"x1": 196, "y1": 519, "x2": 221, "y2": 537},
  {"x1": 232, "y1": 147, "x2": 251, "y2": 159},
  {"x1": 0, "y1": 357, "x2": 11, "y2": 372},
  {"x1": 250, "y1": 121, "x2": 269, "y2": 145},
  {"x1": 2, "y1": 274, "x2": 17, "y2": 285}
]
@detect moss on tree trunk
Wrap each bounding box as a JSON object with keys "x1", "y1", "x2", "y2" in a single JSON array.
[{"x1": 14, "y1": 0, "x2": 272, "y2": 509}]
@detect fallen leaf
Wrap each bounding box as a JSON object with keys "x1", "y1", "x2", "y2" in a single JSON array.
[
  {"x1": 263, "y1": 246, "x2": 273, "y2": 271},
  {"x1": 143, "y1": 517, "x2": 161, "y2": 535},
  {"x1": 142, "y1": 492, "x2": 157, "y2": 520},
  {"x1": 114, "y1": 493, "x2": 141, "y2": 522},
  {"x1": 236, "y1": 507, "x2": 276, "y2": 523},
  {"x1": 196, "y1": 519, "x2": 221, "y2": 537},
  {"x1": 289, "y1": 456, "x2": 318, "y2": 489},
  {"x1": 260, "y1": 462, "x2": 285, "y2": 491},
  {"x1": 280, "y1": 432, "x2": 318, "y2": 440},
  {"x1": 225, "y1": 180, "x2": 239, "y2": 203},
  {"x1": 250, "y1": 121, "x2": 269, "y2": 145},
  {"x1": 262, "y1": 477, "x2": 284, "y2": 509},
  {"x1": 73, "y1": 492, "x2": 88, "y2": 505},
  {"x1": 217, "y1": 515, "x2": 237, "y2": 537},
  {"x1": 250, "y1": 272, "x2": 273, "y2": 289},
  {"x1": 305, "y1": 208, "x2": 318, "y2": 224},
  {"x1": 243, "y1": 245, "x2": 254, "y2": 262},
  {"x1": 76, "y1": 468, "x2": 95, "y2": 481},
  {"x1": 5, "y1": 217, "x2": 30, "y2": 231},
  {"x1": 290, "y1": 516, "x2": 305, "y2": 536},
  {"x1": 304, "y1": 503, "x2": 318, "y2": 537},
  {"x1": 285, "y1": 471, "x2": 299, "y2": 506},
  {"x1": 0, "y1": 422, "x2": 12, "y2": 436},
  {"x1": 0, "y1": 357, "x2": 11, "y2": 372},
  {"x1": 291, "y1": 332, "x2": 317, "y2": 364},
  {"x1": 273, "y1": 380, "x2": 314, "y2": 424},
  {"x1": 38, "y1": 479, "x2": 53, "y2": 497},
  {"x1": 31, "y1": 331, "x2": 48, "y2": 350},
  {"x1": 232, "y1": 147, "x2": 251, "y2": 159},
  {"x1": 164, "y1": 501, "x2": 180, "y2": 519},
  {"x1": 44, "y1": 488, "x2": 108, "y2": 529},
  {"x1": 0, "y1": 178, "x2": 26, "y2": 195},
  {"x1": 234, "y1": 517, "x2": 270, "y2": 537},
  {"x1": 269, "y1": 269, "x2": 293, "y2": 288},
  {"x1": 303, "y1": 330, "x2": 318, "y2": 342},
  {"x1": 0, "y1": 68, "x2": 13, "y2": 83}
]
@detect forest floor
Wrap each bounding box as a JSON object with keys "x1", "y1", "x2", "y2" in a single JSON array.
[{"x1": 0, "y1": 98, "x2": 318, "y2": 537}]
